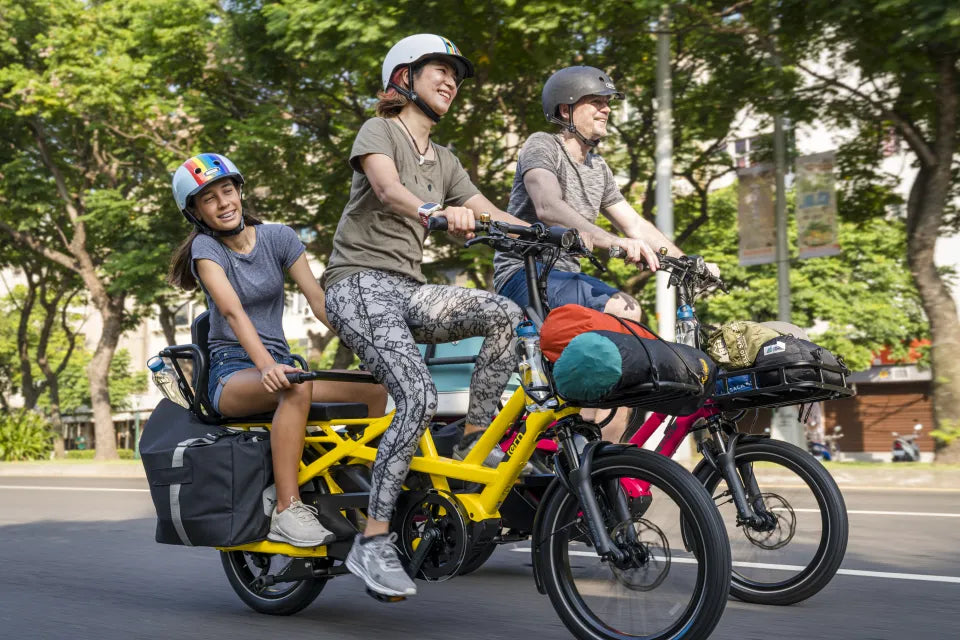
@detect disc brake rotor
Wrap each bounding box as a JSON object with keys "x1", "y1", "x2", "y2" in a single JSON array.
[
  {"x1": 742, "y1": 492, "x2": 796, "y2": 550},
  {"x1": 609, "y1": 518, "x2": 671, "y2": 591}
]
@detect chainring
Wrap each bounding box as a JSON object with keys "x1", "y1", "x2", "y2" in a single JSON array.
[{"x1": 393, "y1": 490, "x2": 469, "y2": 581}]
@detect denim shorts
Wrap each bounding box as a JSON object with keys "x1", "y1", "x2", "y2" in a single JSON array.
[
  {"x1": 207, "y1": 347, "x2": 296, "y2": 414},
  {"x1": 498, "y1": 265, "x2": 620, "y2": 313}
]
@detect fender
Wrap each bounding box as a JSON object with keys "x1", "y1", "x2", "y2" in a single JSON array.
[{"x1": 530, "y1": 442, "x2": 636, "y2": 594}]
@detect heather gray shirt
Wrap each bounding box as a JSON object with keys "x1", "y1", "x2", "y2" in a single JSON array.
[
  {"x1": 493, "y1": 132, "x2": 624, "y2": 291},
  {"x1": 191, "y1": 224, "x2": 305, "y2": 357}
]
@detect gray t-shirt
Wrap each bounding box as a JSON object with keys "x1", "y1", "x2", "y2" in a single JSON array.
[
  {"x1": 492, "y1": 132, "x2": 624, "y2": 291},
  {"x1": 323, "y1": 117, "x2": 481, "y2": 289},
  {"x1": 191, "y1": 223, "x2": 305, "y2": 357}
]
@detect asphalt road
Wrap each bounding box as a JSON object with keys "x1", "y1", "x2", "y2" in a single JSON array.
[{"x1": 0, "y1": 477, "x2": 957, "y2": 640}]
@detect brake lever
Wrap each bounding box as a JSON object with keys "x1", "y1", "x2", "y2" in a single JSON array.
[
  {"x1": 585, "y1": 251, "x2": 607, "y2": 273},
  {"x1": 463, "y1": 236, "x2": 489, "y2": 249}
]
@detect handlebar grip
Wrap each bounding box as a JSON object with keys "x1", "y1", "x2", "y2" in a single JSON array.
[
  {"x1": 426, "y1": 216, "x2": 448, "y2": 231},
  {"x1": 284, "y1": 372, "x2": 306, "y2": 384}
]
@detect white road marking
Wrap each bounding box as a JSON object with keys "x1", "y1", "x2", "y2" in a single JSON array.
[
  {"x1": 790, "y1": 508, "x2": 960, "y2": 518},
  {"x1": 0, "y1": 485, "x2": 148, "y2": 493},
  {"x1": 510, "y1": 548, "x2": 960, "y2": 584}
]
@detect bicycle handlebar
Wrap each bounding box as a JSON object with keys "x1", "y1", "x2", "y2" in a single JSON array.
[{"x1": 284, "y1": 370, "x2": 378, "y2": 384}]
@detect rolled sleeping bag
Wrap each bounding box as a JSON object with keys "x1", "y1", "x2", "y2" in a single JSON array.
[{"x1": 552, "y1": 330, "x2": 717, "y2": 416}]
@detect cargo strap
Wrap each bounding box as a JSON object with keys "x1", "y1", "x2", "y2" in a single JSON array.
[{"x1": 169, "y1": 435, "x2": 217, "y2": 546}]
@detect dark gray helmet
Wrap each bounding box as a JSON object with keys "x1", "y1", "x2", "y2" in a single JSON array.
[{"x1": 542, "y1": 66, "x2": 624, "y2": 126}]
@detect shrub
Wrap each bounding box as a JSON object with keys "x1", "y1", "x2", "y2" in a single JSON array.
[
  {"x1": 65, "y1": 449, "x2": 135, "y2": 460},
  {"x1": 0, "y1": 410, "x2": 54, "y2": 461}
]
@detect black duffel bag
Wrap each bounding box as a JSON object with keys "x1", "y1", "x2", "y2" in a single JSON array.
[
  {"x1": 139, "y1": 399, "x2": 273, "y2": 547},
  {"x1": 753, "y1": 335, "x2": 844, "y2": 388},
  {"x1": 552, "y1": 329, "x2": 717, "y2": 415}
]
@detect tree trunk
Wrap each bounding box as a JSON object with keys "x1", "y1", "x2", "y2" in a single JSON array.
[
  {"x1": 904, "y1": 55, "x2": 960, "y2": 463},
  {"x1": 332, "y1": 340, "x2": 356, "y2": 370},
  {"x1": 907, "y1": 171, "x2": 960, "y2": 463},
  {"x1": 87, "y1": 300, "x2": 124, "y2": 460},
  {"x1": 157, "y1": 303, "x2": 179, "y2": 348}
]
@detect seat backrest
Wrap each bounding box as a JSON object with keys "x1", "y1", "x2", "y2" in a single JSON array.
[
  {"x1": 192, "y1": 310, "x2": 211, "y2": 357},
  {"x1": 189, "y1": 310, "x2": 218, "y2": 419}
]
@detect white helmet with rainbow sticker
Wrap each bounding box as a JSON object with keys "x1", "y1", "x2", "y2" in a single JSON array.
[{"x1": 171, "y1": 153, "x2": 245, "y2": 236}]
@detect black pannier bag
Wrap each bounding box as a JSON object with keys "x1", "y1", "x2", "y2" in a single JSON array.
[
  {"x1": 139, "y1": 399, "x2": 273, "y2": 547},
  {"x1": 753, "y1": 336, "x2": 844, "y2": 388},
  {"x1": 552, "y1": 329, "x2": 717, "y2": 416}
]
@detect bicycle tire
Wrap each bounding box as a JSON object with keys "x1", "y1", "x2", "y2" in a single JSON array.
[
  {"x1": 535, "y1": 449, "x2": 731, "y2": 640},
  {"x1": 694, "y1": 438, "x2": 848, "y2": 605},
  {"x1": 220, "y1": 550, "x2": 327, "y2": 615}
]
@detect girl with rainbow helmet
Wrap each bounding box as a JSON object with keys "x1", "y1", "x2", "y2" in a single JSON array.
[{"x1": 168, "y1": 153, "x2": 388, "y2": 549}]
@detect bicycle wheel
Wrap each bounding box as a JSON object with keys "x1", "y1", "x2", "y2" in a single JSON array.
[
  {"x1": 694, "y1": 437, "x2": 848, "y2": 605},
  {"x1": 221, "y1": 550, "x2": 327, "y2": 615},
  {"x1": 535, "y1": 449, "x2": 731, "y2": 640}
]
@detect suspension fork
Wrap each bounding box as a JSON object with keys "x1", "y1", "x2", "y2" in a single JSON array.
[
  {"x1": 703, "y1": 421, "x2": 768, "y2": 528},
  {"x1": 553, "y1": 419, "x2": 627, "y2": 564}
]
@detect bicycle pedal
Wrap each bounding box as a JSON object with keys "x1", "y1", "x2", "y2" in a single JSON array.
[{"x1": 365, "y1": 588, "x2": 407, "y2": 603}]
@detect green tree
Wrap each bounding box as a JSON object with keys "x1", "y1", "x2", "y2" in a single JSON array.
[
  {"x1": 0, "y1": 0, "x2": 225, "y2": 459},
  {"x1": 693, "y1": 1, "x2": 959, "y2": 460}
]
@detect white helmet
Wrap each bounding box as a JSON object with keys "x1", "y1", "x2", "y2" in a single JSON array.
[{"x1": 381, "y1": 34, "x2": 474, "y2": 90}]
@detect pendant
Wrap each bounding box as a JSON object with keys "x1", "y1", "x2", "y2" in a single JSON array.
[{"x1": 418, "y1": 154, "x2": 425, "y2": 166}]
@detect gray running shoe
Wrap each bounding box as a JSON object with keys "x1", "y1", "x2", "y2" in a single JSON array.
[
  {"x1": 453, "y1": 431, "x2": 505, "y2": 468},
  {"x1": 268, "y1": 498, "x2": 336, "y2": 547},
  {"x1": 346, "y1": 533, "x2": 417, "y2": 597}
]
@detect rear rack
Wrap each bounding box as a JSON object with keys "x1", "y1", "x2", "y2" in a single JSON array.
[
  {"x1": 559, "y1": 380, "x2": 708, "y2": 413},
  {"x1": 712, "y1": 358, "x2": 855, "y2": 411}
]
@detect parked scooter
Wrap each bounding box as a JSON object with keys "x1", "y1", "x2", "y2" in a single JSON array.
[
  {"x1": 892, "y1": 423, "x2": 923, "y2": 462},
  {"x1": 808, "y1": 425, "x2": 844, "y2": 461}
]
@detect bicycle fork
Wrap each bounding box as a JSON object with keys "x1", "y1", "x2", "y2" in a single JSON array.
[{"x1": 701, "y1": 423, "x2": 775, "y2": 531}]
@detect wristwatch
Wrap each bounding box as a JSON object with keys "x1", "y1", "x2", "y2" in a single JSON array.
[{"x1": 418, "y1": 202, "x2": 442, "y2": 228}]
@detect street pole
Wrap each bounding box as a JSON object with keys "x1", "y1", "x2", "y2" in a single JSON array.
[
  {"x1": 655, "y1": 3, "x2": 675, "y2": 341},
  {"x1": 771, "y1": 21, "x2": 802, "y2": 447}
]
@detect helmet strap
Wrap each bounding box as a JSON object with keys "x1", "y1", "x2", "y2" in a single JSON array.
[
  {"x1": 183, "y1": 185, "x2": 247, "y2": 238},
  {"x1": 550, "y1": 106, "x2": 600, "y2": 149},
  {"x1": 388, "y1": 63, "x2": 442, "y2": 123}
]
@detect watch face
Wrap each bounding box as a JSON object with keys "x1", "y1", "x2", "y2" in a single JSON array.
[{"x1": 419, "y1": 202, "x2": 441, "y2": 213}]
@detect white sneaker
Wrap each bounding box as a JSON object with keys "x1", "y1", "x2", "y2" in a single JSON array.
[
  {"x1": 346, "y1": 533, "x2": 417, "y2": 597},
  {"x1": 268, "y1": 498, "x2": 336, "y2": 547}
]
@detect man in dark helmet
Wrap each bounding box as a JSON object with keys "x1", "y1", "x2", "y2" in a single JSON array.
[
  {"x1": 494, "y1": 66, "x2": 686, "y2": 323},
  {"x1": 494, "y1": 66, "x2": 711, "y2": 439}
]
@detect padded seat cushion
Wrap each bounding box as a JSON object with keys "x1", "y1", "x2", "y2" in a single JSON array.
[{"x1": 223, "y1": 402, "x2": 368, "y2": 424}]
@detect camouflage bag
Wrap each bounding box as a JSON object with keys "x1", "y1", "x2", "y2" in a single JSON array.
[{"x1": 706, "y1": 321, "x2": 783, "y2": 369}]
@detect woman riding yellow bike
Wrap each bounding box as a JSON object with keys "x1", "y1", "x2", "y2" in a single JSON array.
[{"x1": 321, "y1": 34, "x2": 529, "y2": 597}]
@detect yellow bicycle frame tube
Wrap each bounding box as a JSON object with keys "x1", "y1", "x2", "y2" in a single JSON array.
[{"x1": 217, "y1": 386, "x2": 579, "y2": 557}]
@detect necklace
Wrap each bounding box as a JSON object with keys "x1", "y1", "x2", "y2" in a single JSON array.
[{"x1": 397, "y1": 117, "x2": 430, "y2": 165}]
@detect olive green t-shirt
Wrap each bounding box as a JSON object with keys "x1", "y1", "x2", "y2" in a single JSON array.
[{"x1": 323, "y1": 117, "x2": 481, "y2": 289}]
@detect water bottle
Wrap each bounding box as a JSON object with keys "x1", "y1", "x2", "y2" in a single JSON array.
[
  {"x1": 147, "y1": 356, "x2": 189, "y2": 408},
  {"x1": 516, "y1": 321, "x2": 558, "y2": 413},
  {"x1": 676, "y1": 304, "x2": 698, "y2": 347}
]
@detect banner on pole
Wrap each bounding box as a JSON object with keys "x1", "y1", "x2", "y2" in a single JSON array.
[
  {"x1": 796, "y1": 151, "x2": 841, "y2": 259},
  {"x1": 737, "y1": 163, "x2": 776, "y2": 266}
]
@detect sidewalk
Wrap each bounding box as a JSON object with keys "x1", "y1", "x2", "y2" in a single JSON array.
[
  {"x1": 1, "y1": 459, "x2": 959, "y2": 489},
  {"x1": 0, "y1": 461, "x2": 146, "y2": 478}
]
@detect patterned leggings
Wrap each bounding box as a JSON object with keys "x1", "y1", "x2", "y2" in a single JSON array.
[{"x1": 325, "y1": 270, "x2": 523, "y2": 521}]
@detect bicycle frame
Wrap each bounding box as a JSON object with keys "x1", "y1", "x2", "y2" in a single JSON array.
[{"x1": 216, "y1": 386, "x2": 580, "y2": 558}]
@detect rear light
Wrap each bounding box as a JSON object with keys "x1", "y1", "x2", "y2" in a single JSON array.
[{"x1": 893, "y1": 442, "x2": 903, "y2": 450}]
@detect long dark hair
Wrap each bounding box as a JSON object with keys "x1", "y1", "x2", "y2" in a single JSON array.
[{"x1": 168, "y1": 213, "x2": 264, "y2": 291}]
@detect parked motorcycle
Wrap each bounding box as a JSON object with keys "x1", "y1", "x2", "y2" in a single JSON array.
[
  {"x1": 892, "y1": 423, "x2": 923, "y2": 462},
  {"x1": 808, "y1": 425, "x2": 844, "y2": 461}
]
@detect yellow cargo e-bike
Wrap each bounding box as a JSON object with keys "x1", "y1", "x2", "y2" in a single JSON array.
[{"x1": 148, "y1": 218, "x2": 732, "y2": 640}]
